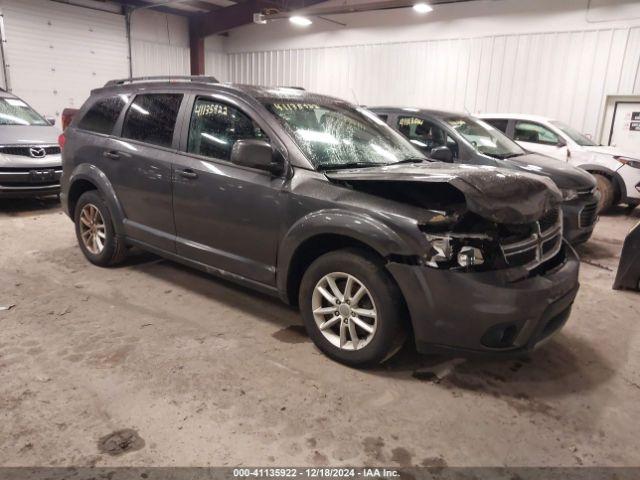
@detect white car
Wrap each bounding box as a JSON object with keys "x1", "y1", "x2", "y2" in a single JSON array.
[{"x1": 478, "y1": 113, "x2": 640, "y2": 211}]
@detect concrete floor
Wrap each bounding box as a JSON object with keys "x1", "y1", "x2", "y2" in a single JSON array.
[{"x1": 0, "y1": 198, "x2": 639, "y2": 468}]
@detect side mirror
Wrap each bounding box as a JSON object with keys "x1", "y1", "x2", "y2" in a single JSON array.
[
  {"x1": 45, "y1": 116, "x2": 56, "y2": 126},
  {"x1": 430, "y1": 146, "x2": 453, "y2": 163},
  {"x1": 231, "y1": 139, "x2": 284, "y2": 175},
  {"x1": 556, "y1": 138, "x2": 566, "y2": 148}
]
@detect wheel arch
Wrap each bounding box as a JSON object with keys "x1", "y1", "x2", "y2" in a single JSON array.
[
  {"x1": 277, "y1": 209, "x2": 414, "y2": 306},
  {"x1": 67, "y1": 164, "x2": 125, "y2": 235},
  {"x1": 580, "y1": 164, "x2": 626, "y2": 203}
]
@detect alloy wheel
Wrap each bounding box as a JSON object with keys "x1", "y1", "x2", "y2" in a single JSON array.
[
  {"x1": 79, "y1": 203, "x2": 106, "y2": 255},
  {"x1": 311, "y1": 272, "x2": 378, "y2": 351}
]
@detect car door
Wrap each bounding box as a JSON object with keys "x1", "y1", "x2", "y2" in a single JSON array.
[
  {"x1": 512, "y1": 120, "x2": 568, "y2": 161},
  {"x1": 171, "y1": 94, "x2": 285, "y2": 286},
  {"x1": 105, "y1": 92, "x2": 184, "y2": 252}
]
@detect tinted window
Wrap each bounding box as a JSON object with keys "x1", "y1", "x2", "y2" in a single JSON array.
[
  {"x1": 78, "y1": 95, "x2": 129, "y2": 134},
  {"x1": 484, "y1": 118, "x2": 508, "y2": 133},
  {"x1": 514, "y1": 121, "x2": 559, "y2": 145},
  {"x1": 376, "y1": 114, "x2": 388, "y2": 122},
  {"x1": 122, "y1": 94, "x2": 182, "y2": 148},
  {"x1": 397, "y1": 116, "x2": 458, "y2": 157},
  {"x1": 188, "y1": 98, "x2": 266, "y2": 161}
]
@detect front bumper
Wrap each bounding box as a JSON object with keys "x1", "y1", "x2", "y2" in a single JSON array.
[
  {"x1": 387, "y1": 243, "x2": 580, "y2": 356},
  {"x1": 562, "y1": 194, "x2": 599, "y2": 245},
  {"x1": 0, "y1": 166, "x2": 62, "y2": 198},
  {"x1": 618, "y1": 164, "x2": 640, "y2": 204}
]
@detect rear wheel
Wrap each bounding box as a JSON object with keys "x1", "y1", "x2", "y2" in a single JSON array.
[
  {"x1": 299, "y1": 248, "x2": 406, "y2": 367},
  {"x1": 593, "y1": 173, "x2": 615, "y2": 212},
  {"x1": 74, "y1": 190, "x2": 127, "y2": 267}
]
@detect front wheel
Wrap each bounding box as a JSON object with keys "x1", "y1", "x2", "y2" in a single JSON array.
[
  {"x1": 299, "y1": 248, "x2": 406, "y2": 367},
  {"x1": 593, "y1": 173, "x2": 615, "y2": 212}
]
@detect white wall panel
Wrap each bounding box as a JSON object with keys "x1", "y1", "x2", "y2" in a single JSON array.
[
  {"x1": 130, "y1": 9, "x2": 190, "y2": 77},
  {"x1": 223, "y1": 25, "x2": 640, "y2": 139},
  {"x1": 0, "y1": 0, "x2": 128, "y2": 118},
  {"x1": 204, "y1": 35, "x2": 229, "y2": 81}
]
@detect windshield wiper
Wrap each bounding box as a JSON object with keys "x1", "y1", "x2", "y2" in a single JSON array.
[
  {"x1": 317, "y1": 162, "x2": 379, "y2": 171},
  {"x1": 490, "y1": 152, "x2": 523, "y2": 159},
  {"x1": 391, "y1": 157, "x2": 428, "y2": 165}
]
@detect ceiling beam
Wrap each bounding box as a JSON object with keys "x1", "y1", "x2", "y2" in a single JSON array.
[
  {"x1": 263, "y1": 0, "x2": 475, "y2": 19},
  {"x1": 190, "y1": 0, "x2": 326, "y2": 37}
]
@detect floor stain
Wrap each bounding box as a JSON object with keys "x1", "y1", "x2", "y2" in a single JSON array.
[
  {"x1": 363, "y1": 436, "x2": 385, "y2": 460},
  {"x1": 391, "y1": 447, "x2": 413, "y2": 466},
  {"x1": 420, "y1": 455, "x2": 448, "y2": 468},
  {"x1": 98, "y1": 429, "x2": 145, "y2": 456},
  {"x1": 272, "y1": 325, "x2": 309, "y2": 344}
]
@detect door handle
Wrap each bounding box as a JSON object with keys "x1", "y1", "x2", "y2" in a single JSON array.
[
  {"x1": 103, "y1": 150, "x2": 121, "y2": 160},
  {"x1": 179, "y1": 169, "x2": 199, "y2": 180}
]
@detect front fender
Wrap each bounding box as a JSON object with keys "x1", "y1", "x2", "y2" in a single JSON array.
[
  {"x1": 67, "y1": 163, "x2": 125, "y2": 235},
  {"x1": 276, "y1": 208, "x2": 419, "y2": 297}
]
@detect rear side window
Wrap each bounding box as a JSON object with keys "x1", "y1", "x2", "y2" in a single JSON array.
[
  {"x1": 187, "y1": 97, "x2": 267, "y2": 161},
  {"x1": 122, "y1": 94, "x2": 183, "y2": 148},
  {"x1": 514, "y1": 121, "x2": 559, "y2": 145},
  {"x1": 77, "y1": 95, "x2": 129, "y2": 135},
  {"x1": 484, "y1": 118, "x2": 508, "y2": 133}
]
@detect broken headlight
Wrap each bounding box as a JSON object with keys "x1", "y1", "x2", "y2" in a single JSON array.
[{"x1": 423, "y1": 235, "x2": 487, "y2": 269}]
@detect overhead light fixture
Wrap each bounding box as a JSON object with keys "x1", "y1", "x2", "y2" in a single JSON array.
[
  {"x1": 412, "y1": 3, "x2": 433, "y2": 13},
  {"x1": 289, "y1": 15, "x2": 313, "y2": 26}
]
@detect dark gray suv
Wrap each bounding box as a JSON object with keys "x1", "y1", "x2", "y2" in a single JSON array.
[{"x1": 60, "y1": 76, "x2": 580, "y2": 367}]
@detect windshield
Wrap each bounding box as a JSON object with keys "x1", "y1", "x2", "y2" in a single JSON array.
[
  {"x1": 0, "y1": 97, "x2": 48, "y2": 126},
  {"x1": 264, "y1": 101, "x2": 425, "y2": 169},
  {"x1": 445, "y1": 117, "x2": 525, "y2": 159},
  {"x1": 551, "y1": 120, "x2": 597, "y2": 146}
]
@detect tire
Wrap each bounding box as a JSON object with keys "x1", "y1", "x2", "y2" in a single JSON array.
[
  {"x1": 593, "y1": 173, "x2": 615, "y2": 213},
  {"x1": 299, "y1": 248, "x2": 406, "y2": 367},
  {"x1": 74, "y1": 190, "x2": 127, "y2": 267}
]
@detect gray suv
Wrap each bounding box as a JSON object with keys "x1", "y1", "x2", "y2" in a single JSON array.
[
  {"x1": 0, "y1": 89, "x2": 62, "y2": 198},
  {"x1": 60, "y1": 76, "x2": 580, "y2": 367}
]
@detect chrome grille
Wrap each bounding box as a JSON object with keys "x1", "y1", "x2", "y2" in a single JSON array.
[
  {"x1": 500, "y1": 208, "x2": 563, "y2": 270},
  {"x1": 579, "y1": 202, "x2": 598, "y2": 228},
  {"x1": 0, "y1": 145, "x2": 61, "y2": 157},
  {"x1": 577, "y1": 186, "x2": 596, "y2": 198}
]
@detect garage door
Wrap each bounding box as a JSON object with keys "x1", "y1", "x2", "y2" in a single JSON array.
[{"x1": 0, "y1": 0, "x2": 128, "y2": 121}]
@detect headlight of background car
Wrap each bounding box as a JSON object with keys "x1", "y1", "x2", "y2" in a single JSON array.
[
  {"x1": 423, "y1": 235, "x2": 485, "y2": 269},
  {"x1": 614, "y1": 156, "x2": 640, "y2": 169},
  {"x1": 561, "y1": 188, "x2": 578, "y2": 201}
]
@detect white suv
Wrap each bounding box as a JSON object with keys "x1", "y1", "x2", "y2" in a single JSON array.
[{"x1": 478, "y1": 114, "x2": 640, "y2": 211}]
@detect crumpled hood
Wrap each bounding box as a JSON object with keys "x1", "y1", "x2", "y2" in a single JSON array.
[
  {"x1": 325, "y1": 162, "x2": 562, "y2": 224},
  {"x1": 505, "y1": 153, "x2": 596, "y2": 190},
  {"x1": 584, "y1": 145, "x2": 640, "y2": 160},
  {"x1": 0, "y1": 125, "x2": 60, "y2": 144}
]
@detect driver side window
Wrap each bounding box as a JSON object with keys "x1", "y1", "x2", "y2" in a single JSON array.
[
  {"x1": 188, "y1": 98, "x2": 267, "y2": 161},
  {"x1": 514, "y1": 121, "x2": 559, "y2": 145},
  {"x1": 397, "y1": 116, "x2": 457, "y2": 157}
]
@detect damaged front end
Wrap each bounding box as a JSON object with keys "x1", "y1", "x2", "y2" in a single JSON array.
[
  {"x1": 326, "y1": 163, "x2": 565, "y2": 276},
  {"x1": 419, "y1": 207, "x2": 564, "y2": 274}
]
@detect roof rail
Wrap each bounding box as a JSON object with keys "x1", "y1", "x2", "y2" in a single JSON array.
[{"x1": 104, "y1": 75, "x2": 219, "y2": 87}]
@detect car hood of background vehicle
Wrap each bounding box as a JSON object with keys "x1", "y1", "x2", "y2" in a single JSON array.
[
  {"x1": 505, "y1": 153, "x2": 596, "y2": 190},
  {"x1": 325, "y1": 162, "x2": 562, "y2": 225},
  {"x1": 0, "y1": 125, "x2": 60, "y2": 145},
  {"x1": 583, "y1": 145, "x2": 640, "y2": 160}
]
